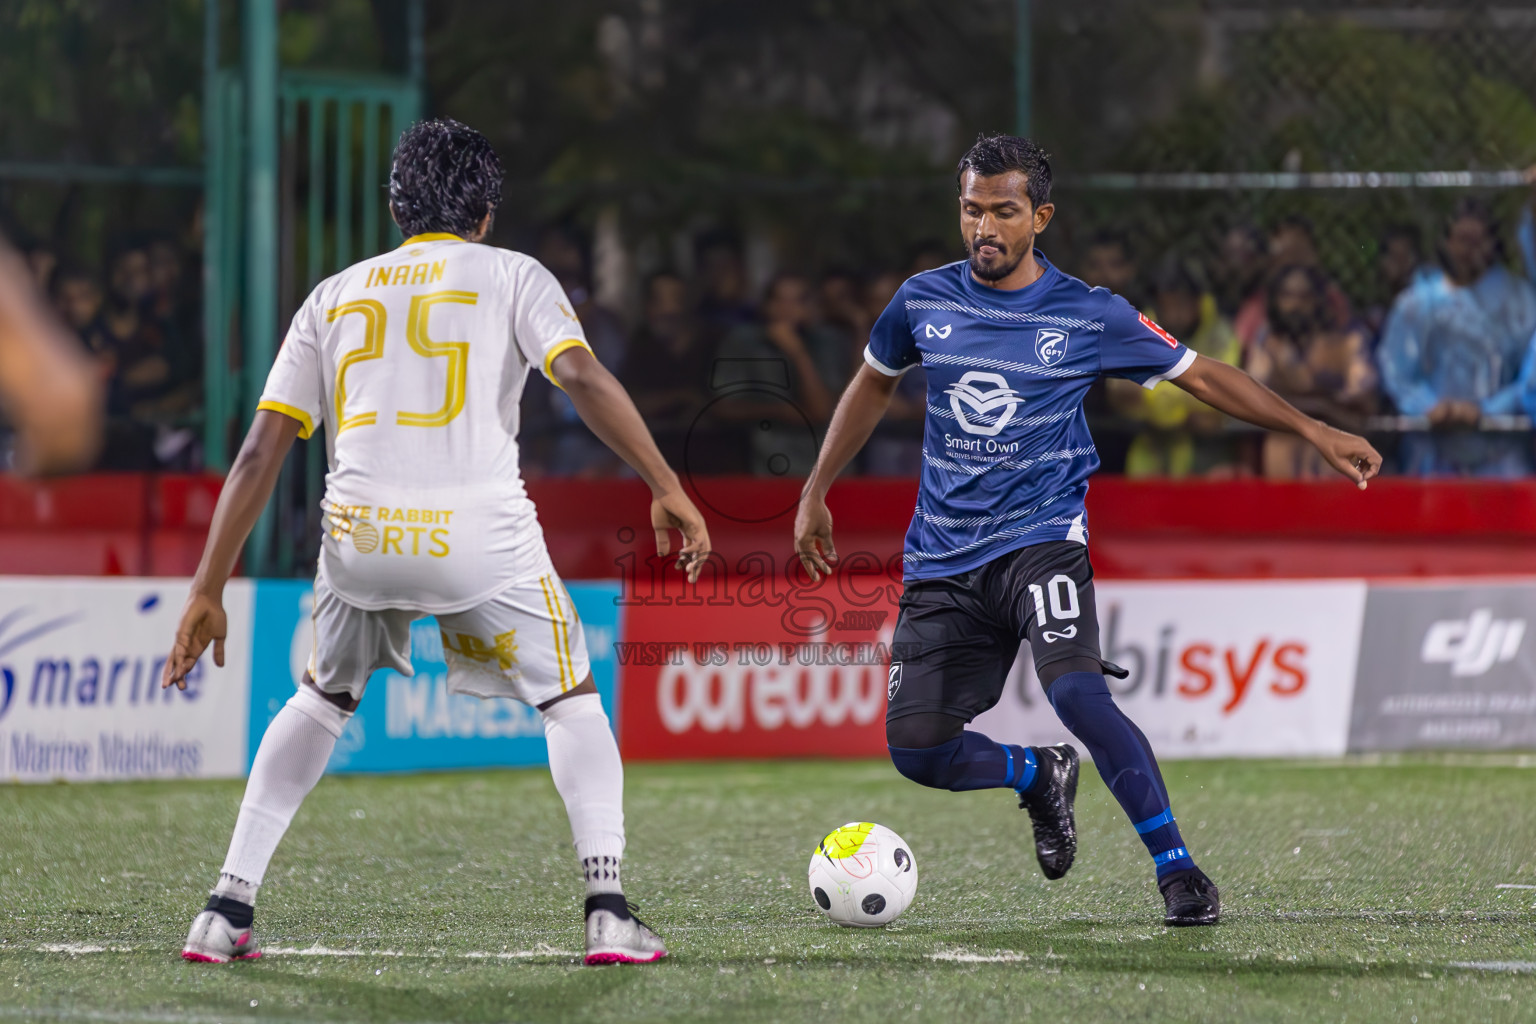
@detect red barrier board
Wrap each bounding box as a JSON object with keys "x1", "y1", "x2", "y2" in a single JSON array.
[
  {"x1": 6, "y1": 473, "x2": 1536, "y2": 579},
  {"x1": 615, "y1": 568, "x2": 901, "y2": 760}
]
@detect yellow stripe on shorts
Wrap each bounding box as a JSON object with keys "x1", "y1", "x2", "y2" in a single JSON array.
[
  {"x1": 539, "y1": 575, "x2": 571, "y2": 691},
  {"x1": 557, "y1": 582, "x2": 577, "y2": 689}
]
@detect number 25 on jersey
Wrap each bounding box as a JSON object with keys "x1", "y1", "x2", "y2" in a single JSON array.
[{"x1": 328, "y1": 290, "x2": 477, "y2": 433}]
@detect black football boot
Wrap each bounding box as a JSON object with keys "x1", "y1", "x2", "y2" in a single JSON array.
[
  {"x1": 1016, "y1": 743, "x2": 1080, "y2": 880},
  {"x1": 1159, "y1": 867, "x2": 1220, "y2": 926}
]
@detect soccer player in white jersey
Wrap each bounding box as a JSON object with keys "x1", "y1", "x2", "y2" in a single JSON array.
[{"x1": 163, "y1": 120, "x2": 710, "y2": 965}]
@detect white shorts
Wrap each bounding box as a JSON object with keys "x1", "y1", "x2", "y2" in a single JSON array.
[{"x1": 308, "y1": 569, "x2": 592, "y2": 707}]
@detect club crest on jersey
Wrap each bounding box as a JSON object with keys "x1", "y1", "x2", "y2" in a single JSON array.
[
  {"x1": 944, "y1": 370, "x2": 1022, "y2": 437},
  {"x1": 1035, "y1": 328, "x2": 1069, "y2": 366},
  {"x1": 924, "y1": 323, "x2": 952, "y2": 339}
]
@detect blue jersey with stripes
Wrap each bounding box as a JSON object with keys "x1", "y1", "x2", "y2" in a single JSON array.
[{"x1": 864, "y1": 253, "x2": 1195, "y2": 581}]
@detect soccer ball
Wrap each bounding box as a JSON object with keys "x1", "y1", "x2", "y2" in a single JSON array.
[{"x1": 807, "y1": 822, "x2": 918, "y2": 927}]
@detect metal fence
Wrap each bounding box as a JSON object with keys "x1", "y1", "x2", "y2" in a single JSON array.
[{"x1": 1036, "y1": 2, "x2": 1536, "y2": 301}]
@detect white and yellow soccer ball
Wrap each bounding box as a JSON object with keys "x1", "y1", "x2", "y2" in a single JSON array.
[{"x1": 807, "y1": 822, "x2": 918, "y2": 927}]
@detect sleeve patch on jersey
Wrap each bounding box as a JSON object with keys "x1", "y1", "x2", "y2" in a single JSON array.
[
  {"x1": 543, "y1": 338, "x2": 594, "y2": 389},
  {"x1": 256, "y1": 400, "x2": 315, "y2": 439},
  {"x1": 1138, "y1": 312, "x2": 1181, "y2": 348}
]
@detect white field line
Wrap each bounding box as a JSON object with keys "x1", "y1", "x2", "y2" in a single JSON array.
[
  {"x1": 0, "y1": 1011, "x2": 464, "y2": 1024},
  {"x1": 1449, "y1": 961, "x2": 1536, "y2": 973},
  {"x1": 1494, "y1": 883, "x2": 1536, "y2": 889},
  {"x1": 7, "y1": 906, "x2": 1524, "y2": 957},
  {"x1": 926, "y1": 949, "x2": 1029, "y2": 963},
  {"x1": 16, "y1": 942, "x2": 578, "y2": 961}
]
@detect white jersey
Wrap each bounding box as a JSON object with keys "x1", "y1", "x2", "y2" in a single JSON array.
[{"x1": 257, "y1": 233, "x2": 593, "y2": 614}]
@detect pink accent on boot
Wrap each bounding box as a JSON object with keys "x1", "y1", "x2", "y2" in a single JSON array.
[{"x1": 584, "y1": 949, "x2": 667, "y2": 965}]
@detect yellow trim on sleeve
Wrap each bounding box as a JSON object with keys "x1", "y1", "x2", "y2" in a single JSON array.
[
  {"x1": 400, "y1": 232, "x2": 465, "y2": 246},
  {"x1": 256, "y1": 400, "x2": 316, "y2": 439},
  {"x1": 542, "y1": 338, "x2": 593, "y2": 390}
]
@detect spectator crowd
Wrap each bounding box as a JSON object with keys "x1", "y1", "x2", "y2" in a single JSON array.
[
  {"x1": 18, "y1": 231, "x2": 203, "y2": 471},
  {"x1": 16, "y1": 194, "x2": 1536, "y2": 480},
  {"x1": 526, "y1": 198, "x2": 1536, "y2": 481}
]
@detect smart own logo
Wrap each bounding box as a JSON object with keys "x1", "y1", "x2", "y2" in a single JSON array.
[{"x1": 944, "y1": 371, "x2": 1022, "y2": 436}]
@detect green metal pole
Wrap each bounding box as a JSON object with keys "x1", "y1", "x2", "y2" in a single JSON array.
[
  {"x1": 202, "y1": 0, "x2": 226, "y2": 470},
  {"x1": 1014, "y1": 0, "x2": 1031, "y2": 139},
  {"x1": 244, "y1": 0, "x2": 279, "y2": 575},
  {"x1": 307, "y1": 93, "x2": 325, "y2": 286},
  {"x1": 408, "y1": 0, "x2": 425, "y2": 90}
]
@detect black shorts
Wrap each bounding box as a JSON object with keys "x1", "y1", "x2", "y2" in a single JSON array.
[{"x1": 886, "y1": 540, "x2": 1123, "y2": 723}]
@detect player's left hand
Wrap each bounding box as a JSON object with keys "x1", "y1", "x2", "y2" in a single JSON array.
[
  {"x1": 651, "y1": 489, "x2": 712, "y2": 583},
  {"x1": 1309, "y1": 422, "x2": 1382, "y2": 490},
  {"x1": 793, "y1": 494, "x2": 837, "y2": 582},
  {"x1": 163, "y1": 591, "x2": 227, "y2": 690}
]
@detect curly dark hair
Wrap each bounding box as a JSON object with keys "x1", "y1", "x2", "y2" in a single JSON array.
[
  {"x1": 955, "y1": 134, "x2": 1052, "y2": 210},
  {"x1": 388, "y1": 119, "x2": 503, "y2": 240}
]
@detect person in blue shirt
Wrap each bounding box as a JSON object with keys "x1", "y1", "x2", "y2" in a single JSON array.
[
  {"x1": 1378, "y1": 200, "x2": 1536, "y2": 476},
  {"x1": 793, "y1": 134, "x2": 1382, "y2": 928}
]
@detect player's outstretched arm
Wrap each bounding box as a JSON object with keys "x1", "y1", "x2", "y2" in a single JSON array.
[
  {"x1": 162, "y1": 409, "x2": 302, "y2": 690},
  {"x1": 1172, "y1": 353, "x2": 1383, "y2": 489},
  {"x1": 795, "y1": 363, "x2": 902, "y2": 581},
  {"x1": 551, "y1": 346, "x2": 711, "y2": 582},
  {"x1": 0, "y1": 242, "x2": 102, "y2": 475}
]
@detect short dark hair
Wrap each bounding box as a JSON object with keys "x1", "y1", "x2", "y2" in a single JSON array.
[
  {"x1": 1266, "y1": 262, "x2": 1328, "y2": 314},
  {"x1": 955, "y1": 134, "x2": 1052, "y2": 209},
  {"x1": 1150, "y1": 255, "x2": 1206, "y2": 299},
  {"x1": 1272, "y1": 213, "x2": 1316, "y2": 242},
  {"x1": 1447, "y1": 197, "x2": 1497, "y2": 235},
  {"x1": 643, "y1": 269, "x2": 685, "y2": 295},
  {"x1": 1086, "y1": 227, "x2": 1134, "y2": 258},
  {"x1": 388, "y1": 119, "x2": 503, "y2": 239},
  {"x1": 1379, "y1": 222, "x2": 1421, "y2": 254}
]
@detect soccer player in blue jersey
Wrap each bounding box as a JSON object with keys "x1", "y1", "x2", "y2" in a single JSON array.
[{"x1": 794, "y1": 135, "x2": 1382, "y2": 926}]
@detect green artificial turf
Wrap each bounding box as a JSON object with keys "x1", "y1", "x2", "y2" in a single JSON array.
[{"x1": 3, "y1": 756, "x2": 1535, "y2": 1023}]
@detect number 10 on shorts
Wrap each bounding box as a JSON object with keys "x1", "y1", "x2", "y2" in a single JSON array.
[{"x1": 1029, "y1": 574, "x2": 1080, "y2": 625}]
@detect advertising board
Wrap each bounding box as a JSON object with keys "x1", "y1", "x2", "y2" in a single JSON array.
[
  {"x1": 616, "y1": 567, "x2": 902, "y2": 760},
  {"x1": 247, "y1": 579, "x2": 622, "y2": 772},
  {"x1": 1349, "y1": 582, "x2": 1536, "y2": 750},
  {"x1": 0, "y1": 578, "x2": 253, "y2": 781},
  {"x1": 972, "y1": 580, "x2": 1368, "y2": 759}
]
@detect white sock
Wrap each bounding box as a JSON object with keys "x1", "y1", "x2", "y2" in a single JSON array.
[
  {"x1": 542, "y1": 693, "x2": 626, "y2": 896},
  {"x1": 218, "y1": 687, "x2": 350, "y2": 897},
  {"x1": 212, "y1": 873, "x2": 258, "y2": 905}
]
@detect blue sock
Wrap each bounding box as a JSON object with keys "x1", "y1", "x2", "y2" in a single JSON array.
[
  {"x1": 889, "y1": 732, "x2": 1039, "y2": 793},
  {"x1": 1046, "y1": 671, "x2": 1196, "y2": 877}
]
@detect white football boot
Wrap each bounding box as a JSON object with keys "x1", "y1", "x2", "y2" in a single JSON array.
[
  {"x1": 181, "y1": 903, "x2": 261, "y2": 963},
  {"x1": 584, "y1": 896, "x2": 667, "y2": 965}
]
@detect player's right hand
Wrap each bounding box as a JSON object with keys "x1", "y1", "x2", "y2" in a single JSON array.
[
  {"x1": 794, "y1": 494, "x2": 837, "y2": 583},
  {"x1": 163, "y1": 591, "x2": 228, "y2": 690},
  {"x1": 651, "y1": 489, "x2": 711, "y2": 583},
  {"x1": 1310, "y1": 423, "x2": 1383, "y2": 490}
]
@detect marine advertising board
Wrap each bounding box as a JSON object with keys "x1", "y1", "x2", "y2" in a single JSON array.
[
  {"x1": 1348, "y1": 582, "x2": 1536, "y2": 751},
  {"x1": 0, "y1": 578, "x2": 253, "y2": 781}
]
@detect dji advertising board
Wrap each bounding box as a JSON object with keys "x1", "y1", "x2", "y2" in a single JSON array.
[
  {"x1": 0, "y1": 578, "x2": 253, "y2": 782},
  {"x1": 972, "y1": 580, "x2": 1368, "y2": 759},
  {"x1": 1348, "y1": 582, "x2": 1536, "y2": 751}
]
